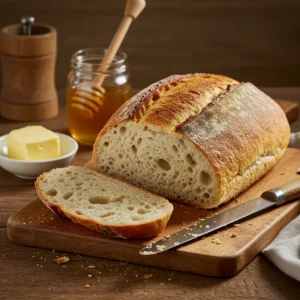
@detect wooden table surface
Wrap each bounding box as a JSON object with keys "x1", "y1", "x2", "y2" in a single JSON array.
[{"x1": 1, "y1": 88, "x2": 300, "y2": 300}]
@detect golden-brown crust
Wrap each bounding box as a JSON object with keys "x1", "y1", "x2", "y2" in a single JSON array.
[
  {"x1": 178, "y1": 82, "x2": 290, "y2": 206},
  {"x1": 93, "y1": 73, "x2": 290, "y2": 208},
  {"x1": 35, "y1": 167, "x2": 173, "y2": 239}
]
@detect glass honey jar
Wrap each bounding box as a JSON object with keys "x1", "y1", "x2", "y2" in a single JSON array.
[{"x1": 67, "y1": 48, "x2": 132, "y2": 146}]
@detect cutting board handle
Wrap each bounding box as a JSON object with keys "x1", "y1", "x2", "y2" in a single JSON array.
[{"x1": 261, "y1": 178, "x2": 300, "y2": 205}]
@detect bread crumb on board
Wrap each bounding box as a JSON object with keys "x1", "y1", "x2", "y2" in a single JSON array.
[
  {"x1": 231, "y1": 234, "x2": 237, "y2": 238},
  {"x1": 54, "y1": 256, "x2": 70, "y2": 264},
  {"x1": 211, "y1": 238, "x2": 221, "y2": 245},
  {"x1": 89, "y1": 265, "x2": 96, "y2": 269},
  {"x1": 85, "y1": 284, "x2": 90, "y2": 288},
  {"x1": 144, "y1": 274, "x2": 153, "y2": 279},
  {"x1": 233, "y1": 224, "x2": 240, "y2": 228}
]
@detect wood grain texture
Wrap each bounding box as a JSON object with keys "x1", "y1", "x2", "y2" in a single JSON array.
[
  {"x1": 1, "y1": 0, "x2": 300, "y2": 89},
  {"x1": 1, "y1": 228, "x2": 300, "y2": 300},
  {"x1": 7, "y1": 148, "x2": 300, "y2": 276},
  {"x1": 0, "y1": 88, "x2": 300, "y2": 298}
]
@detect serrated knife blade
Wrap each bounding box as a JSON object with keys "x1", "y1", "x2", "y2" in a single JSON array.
[{"x1": 140, "y1": 178, "x2": 300, "y2": 255}]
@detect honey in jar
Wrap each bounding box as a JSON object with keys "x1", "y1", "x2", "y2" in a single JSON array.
[{"x1": 67, "y1": 48, "x2": 132, "y2": 146}]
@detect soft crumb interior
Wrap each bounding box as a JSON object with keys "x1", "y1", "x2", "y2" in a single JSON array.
[
  {"x1": 39, "y1": 167, "x2": 172, "y2": 226},
  {"x1": 97, "y1": 123, "x2": 218, "y2": 208}
]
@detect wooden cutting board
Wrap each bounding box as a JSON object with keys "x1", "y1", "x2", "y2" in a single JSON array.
[
  {"x1": 275, "y1": 99, "x2": 299, "y2": 123},
  {"x1": 7, "y1": 148, "x2": 300, "y2": 277}
]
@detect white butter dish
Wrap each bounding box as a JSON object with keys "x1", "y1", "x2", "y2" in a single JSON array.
[{"x1": 0, "y1": 133, "x2": 78, "y2": 179}]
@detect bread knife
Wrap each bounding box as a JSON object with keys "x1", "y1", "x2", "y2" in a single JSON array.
[{"x1": 140, "y1": 178, "x2": 300, "y2": 255}]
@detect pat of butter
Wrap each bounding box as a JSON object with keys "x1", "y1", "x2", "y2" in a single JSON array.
[{"x1": 7, "y1": 126, "x2": 60, "y2": 160}]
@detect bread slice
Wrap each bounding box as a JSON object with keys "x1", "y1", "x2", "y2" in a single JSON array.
[
  {"x1": 35, "y1": 166, "x2": 173, "y2": 239},
  {"x1": 93, "y1": 73, "x2": 290, "y2": 209}
]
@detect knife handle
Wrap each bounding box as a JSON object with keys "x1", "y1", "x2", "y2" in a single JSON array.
[{"x1": 261, "y1": 178, "x2": 300, "y2": 206}]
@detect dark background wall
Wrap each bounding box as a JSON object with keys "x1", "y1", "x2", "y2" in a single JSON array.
[{"x1": 0, "y1": 0, "x2": 300, "y2": 89}]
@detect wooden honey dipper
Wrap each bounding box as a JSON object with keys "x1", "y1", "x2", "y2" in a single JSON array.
[{"x1": 71, "y1": 0, "x2": 146, "y2": 117}]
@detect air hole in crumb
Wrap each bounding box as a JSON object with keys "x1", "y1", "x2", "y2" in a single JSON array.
[
  {"x1": 104, "y1": 142, "x2": 109, "y2": 147},
  {"x1": 89, "y1": 195, "x2": 110, "y2": 204},
  {"x1": 46, "y1": 189, "x2": 57, "y2": 196},
  {"x1": 173, "y1": 171, "x2": 179, "y2": 178},
  {"x1": 119, "y1": 127, "x2": 127, "y2": 135},
  {"x1": 172, "y1": 145, "x2": 178, "y2": 153},
  {"x1": 200, "y1": 199, "x2": 205, "y2": 204},
  {"x1": 145, "y1": 204, "x2": 151, "y2": 209},
  {"x1": 101, "y1": 212, "x2": 115, "y2": 218},
  {"x1": 188, "y1": 167, "x2": 193, "y2": 173},
  {"x1": 179, "y1": 139, "x2": 185, "y2": 146},
  {"x1": 58, "y1": 178, "x2": 64, "y2": 183},
  {"x1": 63, "y1": 192, "x2": 73, "y2": 200},
  {"x1": 43, "y1": 180, "x2": 48, "y2": 184},
  {"x1": 108, "y1": 161, "x2": 113, "y2": 166},
  {"x1": 203, "y1": 193, "x2": 210, "y2": 199},
  {"x1": 157, "y1": 159, "x2": 171, "y2": 171},
  {"x1": 137, "y1": 208, "x2": 148, "y2": 214},
  {"x1": 71, "y1": 176, "x2": 77, "y2": 180},
  {"x1": 143, "y1": 126, "x2": 148, "y2": 131},
  {"x1": 147, "y1": 137, "x2": 154, "y2": 141},
  {"x1": 182, "y1": 183, "x2": 187, "y2": 188},
  {"x1": 137, "y1": 138, "x2": 142, "y2": 146},
  {"x1": 200, "y1": 171, "x2": 212, "y2": 185},
  {"x1": 118, "y1": 154, "x2": 123, "y2": 159},
  {"x1": 76, "y1": 182, "x2": 82, "y2": 186},
  {"x1": 76, "y1": 210, "x2": 83, "y2": 215},
  {"x1": 127, "y1": 206, "x2": 134, "y2": 210},
  {"x1": 132, "y1": 145, "x2": 137, "y2": 153},
  {"x1": 186, "y1": 154, "x2": 196, "y2": 166},
  {"x1": 66, "y1": 170, "x2": 72, "y2": 174}
]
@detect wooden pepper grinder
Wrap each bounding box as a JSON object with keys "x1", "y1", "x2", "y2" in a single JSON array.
[{"x1": 0, "y1": 16, "x2": 58, "y2": 121}]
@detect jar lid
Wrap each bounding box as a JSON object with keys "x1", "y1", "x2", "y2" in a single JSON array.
[{"x1": 0, "y1": 23, "x2": 57, "y2": 57}]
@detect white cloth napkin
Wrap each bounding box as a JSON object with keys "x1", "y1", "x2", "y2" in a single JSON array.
[{"x1": 262, "y1": 132, "x2": 300, "y2": 281}]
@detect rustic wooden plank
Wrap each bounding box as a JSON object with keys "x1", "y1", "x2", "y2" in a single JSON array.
[
  {"x1": 7, "y1": 148, "x2": 300, "y2": 277},
  {"x1": 275, "y1": 100, "x2": 299, "y2": 123},
  {"x1": 1, "y1": 0, "x2": 300, "y2": 88},
  {"x1": 1, "y1": 228, "x2": 299, "y2": 299},
  {"x1": 0, "y1": 86, "x2": 299, "y2": 296}
]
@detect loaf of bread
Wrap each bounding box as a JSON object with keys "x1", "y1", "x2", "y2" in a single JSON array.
[
  {"x1": 35, "y1": 166, "x2": 173, "y2": 239},
  {"x1": 93, "y1": 74, "x2": 290, "y2": 209}
]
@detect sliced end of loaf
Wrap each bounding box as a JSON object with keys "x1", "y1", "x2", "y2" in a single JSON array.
[
  {"x1": 35, "y1": 166, "x2": 173, "y2": 239},
  {"x1": 95, "y1": 123, "x2": 219, "y2": 208}
]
